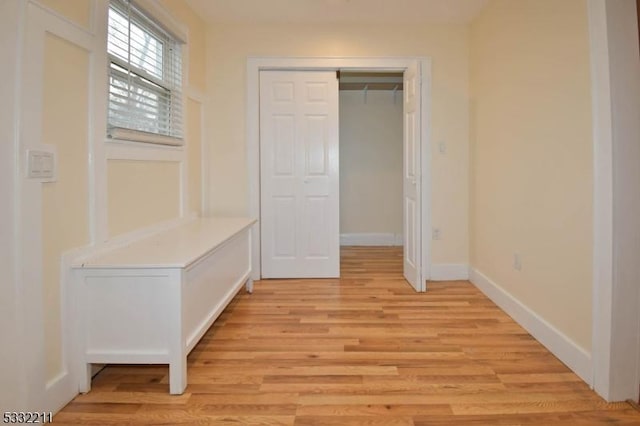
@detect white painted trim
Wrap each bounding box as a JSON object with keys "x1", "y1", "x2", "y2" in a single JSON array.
[
  {"x1": 185, "y1": 88, "x2": 208, "y2": 216},
  {"x1": 246, "y1": 56, "x2": 432, "y2": 286},
  {"x1": 470, "y1": 268, "x2": 593, "y2": 385},
  {"x1": 91, "y1": 0, "x2": 109, "y2": 244},
  {"x1": 588, "y1": 0, "x2": 640, "y2": 402},
  {"x1": 588, "y1": 0, "x2": 614, "y2": 399},
  {"x1": 44, "y1": 246, "x2": 85, "y2": 413},
  {"x1": 340, "y1": 233, "x2": 403, "y2": 246},
  {"x1": 200, "y1": 96, "x2": 209, "y2": 216},
  {"x1": 0, "y1": 0, "x2": 28, "y2": 412},
  {"x1": 105, "y1": 140, "x2": 186, "y2": 161},
  {"x1": 20, "y1": 2, "x2": 59, "y2": 410},
  {"x1": 29, "y1": 1, "x2": 94, "y2": 50},
  {"x1": 186, "y1": 86, "x2": 207, "y2": 102},
  {"x1": 133, "y1": 0, "x2": 188, "y2": 43},
  {"x1": 430, "y1": 264, "x2": 469, "y2": 281},
  {"x1": 85, "y1": 352, "x2": 169, "y2": 364},
  {"x1": 44, "y1": 370, "x2": 74, "y2": 413},
  {"x1": 31, "y1": 0, "x2": 95, "y2": 36},
  {"x1": 109, "y1": 128, "x2": 184, "y2": 146},
  {"x1": 420, "y1": 59, "x2": 433, "y2": 289}
]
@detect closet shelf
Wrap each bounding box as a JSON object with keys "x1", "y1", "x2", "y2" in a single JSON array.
[{"x1": 339, "y1": 82, "x2": 403, "y2": 91}]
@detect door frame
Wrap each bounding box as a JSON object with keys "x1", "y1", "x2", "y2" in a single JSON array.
[
  {"x1": 588, "y1": 0, "x2": 640, "y2": 401},
  {"x1": 246, "y1": 56, "x2": 432, "y2": 290}
]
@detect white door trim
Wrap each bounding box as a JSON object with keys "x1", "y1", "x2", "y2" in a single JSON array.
[
  {"x1": 0, "y1": 0, "x2": 27, "y2": 412},
  {"x1": 588, "y1": 0, "x2": 640, "y2": 402},
  {"x1": 246, "y1": 56, "x2": 431, "y2": 290}
]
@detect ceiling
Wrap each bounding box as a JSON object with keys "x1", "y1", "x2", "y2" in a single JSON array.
[{"x1": 184, "y1": 0, "x2": 489, "y2": 25}]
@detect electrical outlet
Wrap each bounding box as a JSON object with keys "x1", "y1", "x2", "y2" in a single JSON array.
[
  {"x1": 432, "y1": 228, "x2": 441, "y2": 240},
  {"x1": 438, "y1": 141, "x2": 447, "y2": 154},
  {"x1": 513, "y1": 253, "x2": 522, "y2": 271}
]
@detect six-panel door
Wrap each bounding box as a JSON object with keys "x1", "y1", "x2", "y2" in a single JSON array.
[{"x1": 260, "y1": 71, "x2": 340, "y2": 278}]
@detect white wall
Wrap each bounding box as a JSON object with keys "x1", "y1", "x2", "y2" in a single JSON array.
[{"x1": 339, "y1": 89, "x2": 403, "y2": 240}]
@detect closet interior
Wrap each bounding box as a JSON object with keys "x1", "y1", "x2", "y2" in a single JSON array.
[{"x1": 338, "y1": 71, "x2": 404, "y2": 247}]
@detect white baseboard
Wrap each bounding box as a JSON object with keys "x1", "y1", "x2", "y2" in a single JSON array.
[
  {"x1": 45, "y1": 370, "x2": 76, "y2": 414},
  {"x1": 469, "y1": 268, "x2": 592, "y2": 385},
  {"x1": 340, "y1": 233, "x2": 403, "y2": 246},
  {"x1": 430, "y1": 264, "x2": 469, "y2": 281}
]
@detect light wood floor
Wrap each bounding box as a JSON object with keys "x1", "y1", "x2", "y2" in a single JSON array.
[{"x1": 55, "y1": 247, "x2": 640, "y2": 425}]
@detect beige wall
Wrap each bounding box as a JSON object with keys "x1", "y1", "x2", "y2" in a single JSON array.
[
  {"x1": 38, "y1": 0, "x2": 91, "y2": 29},
  {"x1": 107, "y1": 160, "x2": 181, "y2": 237},
  {"x1": 42, "y1": 34, "x2": 90, "y2": 380},
  {"x1": 470, "y1": 0, "x2": 593, "y2": 350},
  {"x1": 206, "y1": 23, "x2": 470, "y2": 265},
  {"x1": 106, "y1": 1, "x2": 208, "y2": 234},
  {"x1": 339, "y1": 90, "x2": 403, "y2": 236},
  {"x1": 160, "y1": 0, "x2": 207, "y2": 91}
]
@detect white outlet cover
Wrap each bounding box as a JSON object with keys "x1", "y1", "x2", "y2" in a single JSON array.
[{"x1": 513, "y1": 253, "x2": 522, "y2": 271}]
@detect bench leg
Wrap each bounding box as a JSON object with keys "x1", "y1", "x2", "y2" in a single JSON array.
[
  {"x1": 245, "y1": 278, "x2": 254, "y2": 294},
  {"x1": 78, "y1": 363, "x2": 92, "y2": 393},
  {"x1": 169, "y1": 358, "x2": 187, "y2": 395}
]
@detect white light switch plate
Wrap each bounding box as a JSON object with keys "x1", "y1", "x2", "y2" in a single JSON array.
[{"x1": 26, "y1": 147, "x2": 57, "y2": 182}]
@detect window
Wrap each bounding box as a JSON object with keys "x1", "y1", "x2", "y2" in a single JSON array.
[{"x1": 107, "y1": 0, "x2": 183, "y2": 145}]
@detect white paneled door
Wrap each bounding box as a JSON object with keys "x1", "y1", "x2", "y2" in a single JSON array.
[
  {"x1": 260, "y1": 71, "x2": 340, "y2": 278},
  {"x1": 403, "y1": 63, "x2": 422, "y2": 291}
]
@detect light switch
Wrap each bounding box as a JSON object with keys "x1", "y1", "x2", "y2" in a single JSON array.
[
  {"x1": 27, "y1": 148, "x2": 56, "y2": 182},
  {"x1": 41, "y1": 154, "x2": 54, "y2": 174}
]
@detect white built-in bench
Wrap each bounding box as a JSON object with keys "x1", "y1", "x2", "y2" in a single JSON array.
[{"x1": 72, "y1": 217, "x2": 256, "y2": 395}]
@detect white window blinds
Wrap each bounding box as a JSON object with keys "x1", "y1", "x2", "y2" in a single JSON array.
[{"x1": 107, "y1": 0, "x2": 184, "y2": 145}]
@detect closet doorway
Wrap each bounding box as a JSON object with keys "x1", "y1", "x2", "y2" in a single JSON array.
[
  {"x1": 339, "y1": 71, "x2": 404, "y2": 249},
  {"x1": 248, "y1": 57, "x2": 431, "y2": 292}
]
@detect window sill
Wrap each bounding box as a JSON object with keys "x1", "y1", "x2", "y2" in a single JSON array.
[{"x1": 108, "y1": 127, "x2": 183, "y2": 147}]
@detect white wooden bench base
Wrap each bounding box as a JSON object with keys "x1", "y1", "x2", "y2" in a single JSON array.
[{"x1": 72, "y1": 217, "x2": 256, "y2": 395}]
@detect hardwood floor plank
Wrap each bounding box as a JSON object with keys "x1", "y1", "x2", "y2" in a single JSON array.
[
  {"x1": 55, "y1": 247, "x2": 640, "y2": 425},
  {"x1": 296, "y1": 404, "x2": 453, "y2": 416},
  {"x1": 294, "y1": 416, "x2": 414, "y2": 426},
  {"x1": 450, "y1": 400, "x2": 631, "y2": 415}
]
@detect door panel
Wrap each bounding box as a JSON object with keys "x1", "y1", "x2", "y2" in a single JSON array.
[
  {"x1": 274, "y1": 115, "x2": 295, "y2": 175},
  {"x1": 305, "y1": 116, "x2": 329, "y2": 175},
  {"x1": 403, "y1": 63, "x2": 422, "y2": 291},
  {"x1": 305, "y1": 196, "x2": 330, "y2": 256},
  {"x1": 273, "y1": 197, "x2": 296, "y2": 258},
  {"x1": 260, "y1": 71, "x2": 340, "y2": 278}
]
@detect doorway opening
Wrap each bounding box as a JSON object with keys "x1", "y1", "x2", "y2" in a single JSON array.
[
  {"x1": 338, "y1": 71, "x2": 404, "y2": 248},
  {"x1": 247, "y1": 57, "x2": 432, "y2": 292}
]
